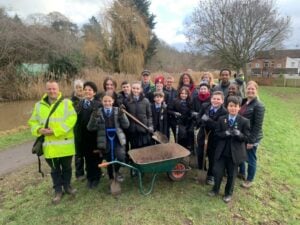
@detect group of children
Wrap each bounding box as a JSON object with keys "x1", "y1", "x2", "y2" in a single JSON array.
[{"x1": 71, "y1": 71, "x2": 251, "y2": 203}]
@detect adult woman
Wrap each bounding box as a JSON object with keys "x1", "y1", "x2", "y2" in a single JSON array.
[
  {"x1": 238, "y1": 81, "x2": 265, "y2": 188},
  {"x1": 201, "y1": 72, "x2": 215, "y2": 90},
  {"x1": 177, "y1": 72, "x2": 197, "y2": 99},
  {"x1": 74, "y1": 81, "x2": 102, "y2": 189},
  {"x1": 71, "y1": 79, "x2": 84, "y2": 109},
  {"x1": 100, "y1": 76, "x2": 121, "y2": 106}
]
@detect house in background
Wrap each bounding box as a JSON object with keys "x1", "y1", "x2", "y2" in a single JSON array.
[{"x1": 249, "y1": 49, "x2": 300, "y2": 77}]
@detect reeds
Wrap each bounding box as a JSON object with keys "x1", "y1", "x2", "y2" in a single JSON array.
[{"x1": 0, "y1": 68, "x2": 219, "y2": 101}]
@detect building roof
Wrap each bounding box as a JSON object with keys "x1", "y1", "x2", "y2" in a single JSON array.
[{"x1": 255, "y1": 49, "x2": 300, "y2": 59}]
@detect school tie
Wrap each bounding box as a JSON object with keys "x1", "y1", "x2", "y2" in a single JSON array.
[
  {"x1": 105, "y1": 109, "x2": 111, "y2": 117},
  {"x1": 209, "y1": 108, "x2": 215, "y2": 117},
  {"x1": 229, "y1": 118, "x2": 234, "y2": 127},
  {"x1": 83, "y1": 100, "x2": 90, "y2": 109}
]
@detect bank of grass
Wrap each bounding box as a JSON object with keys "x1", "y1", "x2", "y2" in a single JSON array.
[
  {"x1": 0, "y1": 127, "x2": 33, "y2": 151},
  {"x1": 1, "y1": 86, "x2": 299, "y2": 225}
]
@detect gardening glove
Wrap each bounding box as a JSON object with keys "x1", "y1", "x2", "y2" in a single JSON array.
[
  {"x1": 201, "y1": 114, "x2": 210, "y2": 122},
  {"x1": 232, "y1": 129, "x2": 241, "y2": 136},
  {"x1": 225, "y1": 130, "x2": 232, "y2": 136},
  {"x1": 174, "y1": 112, "x2": 181, "y2": 118}
]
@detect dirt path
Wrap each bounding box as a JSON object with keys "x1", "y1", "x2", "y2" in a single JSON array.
[{"x1": 0, "y1": 141, "x2": 35, "y2": 177}]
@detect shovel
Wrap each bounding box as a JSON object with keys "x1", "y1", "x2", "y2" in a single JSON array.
[
  {"x1": 121, "y1": 108, "x2": 168, "y2": 144},
  {"x1": 196, "y1": 129, "x2": 211, "y2": 184},
  {"x1": 106, "y1": 128, "x2": 121, "y2": 196}
]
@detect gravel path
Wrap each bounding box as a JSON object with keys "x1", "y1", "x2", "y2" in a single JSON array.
[{"x1": 0, "y1": 141, "x2": 36, "y2": 176}]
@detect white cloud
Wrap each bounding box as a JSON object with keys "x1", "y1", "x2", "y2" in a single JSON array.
[
  {"x1": 0, "y1": 0, "x2": 299, "y2": 48},
  {"x1": 150, "y1": 0, "x2": 198, "y2": 44}
]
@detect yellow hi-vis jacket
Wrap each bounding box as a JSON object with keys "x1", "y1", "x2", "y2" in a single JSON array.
[{"x1": 28, "y1": 93, "x2": 77, "y2": 159}]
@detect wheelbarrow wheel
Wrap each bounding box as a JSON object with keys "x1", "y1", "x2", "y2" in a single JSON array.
[{"x1": 167, "y1": 161, "x2": 188, "y2": 182}]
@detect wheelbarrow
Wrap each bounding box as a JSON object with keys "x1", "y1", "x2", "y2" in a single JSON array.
[{"x1": 99, "y1": 143, "x2": 191, "y2": 195}]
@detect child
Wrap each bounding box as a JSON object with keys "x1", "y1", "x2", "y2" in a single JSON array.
[
  {"x1": 87, "y1": 95, "x2": 130, "y2": 185},
  {"x1": 124, "y1": 81, "x2": 153, "y2": 149},
  {"x1": 151, "y1": 92, "x2": 168, "y2": 142},
  {"x1": 167, "y1": 86, "x2": 193, "y2": 150},
  {"x1": 208, "y1": 96, "x2": 250, "y2": 203},
  {"x1": 74, "y1": 81, "x2": 101, "y2": 185},
  {"x1": 117, "y1": 81, "x2": 131, "y2": 105},
  {"x1": 196, "y1": 91, "x2": 227, "y2": 185}
]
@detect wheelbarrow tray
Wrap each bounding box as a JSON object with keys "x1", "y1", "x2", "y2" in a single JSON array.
[{"x1": 128, "y1": 143, "x2": 190, "y2": 173}]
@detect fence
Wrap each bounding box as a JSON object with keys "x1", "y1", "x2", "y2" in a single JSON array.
[{"x1": 246, "y1": 76, "x2": 300, "y2": 88}]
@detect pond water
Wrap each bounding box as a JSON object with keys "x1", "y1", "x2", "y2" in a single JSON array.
[{"x1": 0, "y1": 100, "x2": 36, "y2": 131}]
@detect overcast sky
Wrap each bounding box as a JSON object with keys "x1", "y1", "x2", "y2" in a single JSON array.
[{"x1": 0, "y1": 0, "x2": 299, "y2": 49}]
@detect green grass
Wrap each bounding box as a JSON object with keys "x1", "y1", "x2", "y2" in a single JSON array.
[
  {"x1": 0, "y1": 86, "x2": 299, "y2": 225},
  {"x1": 0, "y1": 129, "x2": 34, "y2": 151}
]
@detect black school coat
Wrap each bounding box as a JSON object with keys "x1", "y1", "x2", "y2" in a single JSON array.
[
  {"x1": 215, "y1": 114, "x2": 250, "y2": 165},
  {"x1": 151, "y1": 104, "x2": 168, "y2": 137}
]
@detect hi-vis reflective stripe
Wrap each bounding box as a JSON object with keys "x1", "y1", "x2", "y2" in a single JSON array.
[
  {"x1": 61, "y1": 123, "x2": 70, "y2": 132},
  {"x1": 43, "y1": 139, "x2": 73, "y2": 147}
]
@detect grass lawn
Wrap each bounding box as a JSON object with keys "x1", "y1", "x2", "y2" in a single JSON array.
[
  {"x1": 0, "y1": 86, "x2": 299, "y2": 225},
  {"x1": 0, "y1": 128, "x2": 34, "y2": 152}
]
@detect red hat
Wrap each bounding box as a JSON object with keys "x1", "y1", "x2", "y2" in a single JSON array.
[{"x1": 154, "y1": 75, "x2": 164, "y2": 84}]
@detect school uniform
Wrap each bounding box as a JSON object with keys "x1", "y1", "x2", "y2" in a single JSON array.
[
  {"x1": 212, "y1": 114, "x2": 250, "y2": 196},
  {"x1": 151, "y1": 103, "x2": 168, "y2": 142},
  {"x1": 87, "y1": 107, "x2": 129, "y2": 181},
  {"x1": 124, "y1": 95, "x2": 153, "y2": 149},
  {"x1": 73, "y1": 98, "x2": 101, "y2": 180},
  {"x1": 196, "y1": 103, "x2": 227, "y2": 180},
  {"x1": 167, "y1": 98, "x2": 193, "y2": 149}
]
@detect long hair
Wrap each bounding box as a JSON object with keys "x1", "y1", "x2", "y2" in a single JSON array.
[{"x1": 177, "y1": 72, "x2": 195, "y2": 90}]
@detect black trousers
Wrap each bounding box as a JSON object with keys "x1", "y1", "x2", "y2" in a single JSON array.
[
  {"x1": 104, "y1": 144, "x2": 125, "y2": 179},
  {"x1": 75, "y1": 139, "x2": 85, "y2": 178},
  {"x1": 45, "y1": 156, "x2": 73, "y2": 193},
  {"x1": 85, "y1": 153, "x2": 102, "y2": 182},
  {"x1": 213, "y1": 155, "x2": 238, "y2": 196}
]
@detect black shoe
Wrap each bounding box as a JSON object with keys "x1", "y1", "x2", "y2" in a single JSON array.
[
  {"x1": 87, "y1": 180, "x2": 93, "y2": 189},
  {"x1": 223, "y1": 195, "x2": 232, "y2": 203},
  {"x1": 76, "y1": 175, "x2": 86, "y2": 182},
  {"x1": 64, "y1": 186, "x2": 77, "y2": 195},
  {"x1": 91, "y1": 180, "x2": 99, "y2": 189},
  {"x1": 237, "y1": 173, "x2": 246, "y2": 181},
  {"x1": 206, "y1": 176, "x2": 215, "y2": 186},
  {"x1": 52, "y1": 192, "x2": 63, "y2": 204},
  {"x1": 208, "y1": 191, "x2": 218, "y2": 197}
]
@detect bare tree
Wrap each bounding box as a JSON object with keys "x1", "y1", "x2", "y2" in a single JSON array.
[{"x1": 185, "y1": 0, "x2": 291, "y2": 74}]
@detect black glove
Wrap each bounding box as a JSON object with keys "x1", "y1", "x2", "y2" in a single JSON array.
[
  {"x1": 192, "y1": 112, "x2": 199, "y2": 118},
  {"x1": 162, "y1": 102, "x2": 167, "y2": 109},
  {"x1": 232, "y1": 129, "x2": 241, "y2": 136},
  {"x1": 201, "y1": 114, "x2": 210, "y2": 122},
  {"x1": 148, "y1": 127, "x2": 154, "y2": 133},
  {"x1": 174, "y1": 112, "x2": 181, "y2": 118},
  {"x1": 119, "y1": 104, "x2": 126, "y2": 111},
  {"x1": 225, "y1": 130, "x2": 231, "y2": 136}
]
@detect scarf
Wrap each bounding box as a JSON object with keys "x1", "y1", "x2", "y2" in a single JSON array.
[{"x1": 198, "y1": 92, "x2": 210, "y2": 102}]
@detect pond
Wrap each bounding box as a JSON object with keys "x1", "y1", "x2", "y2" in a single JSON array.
[{"x1": 0, "y1": 101, "x2": 36, "y2": 131}]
